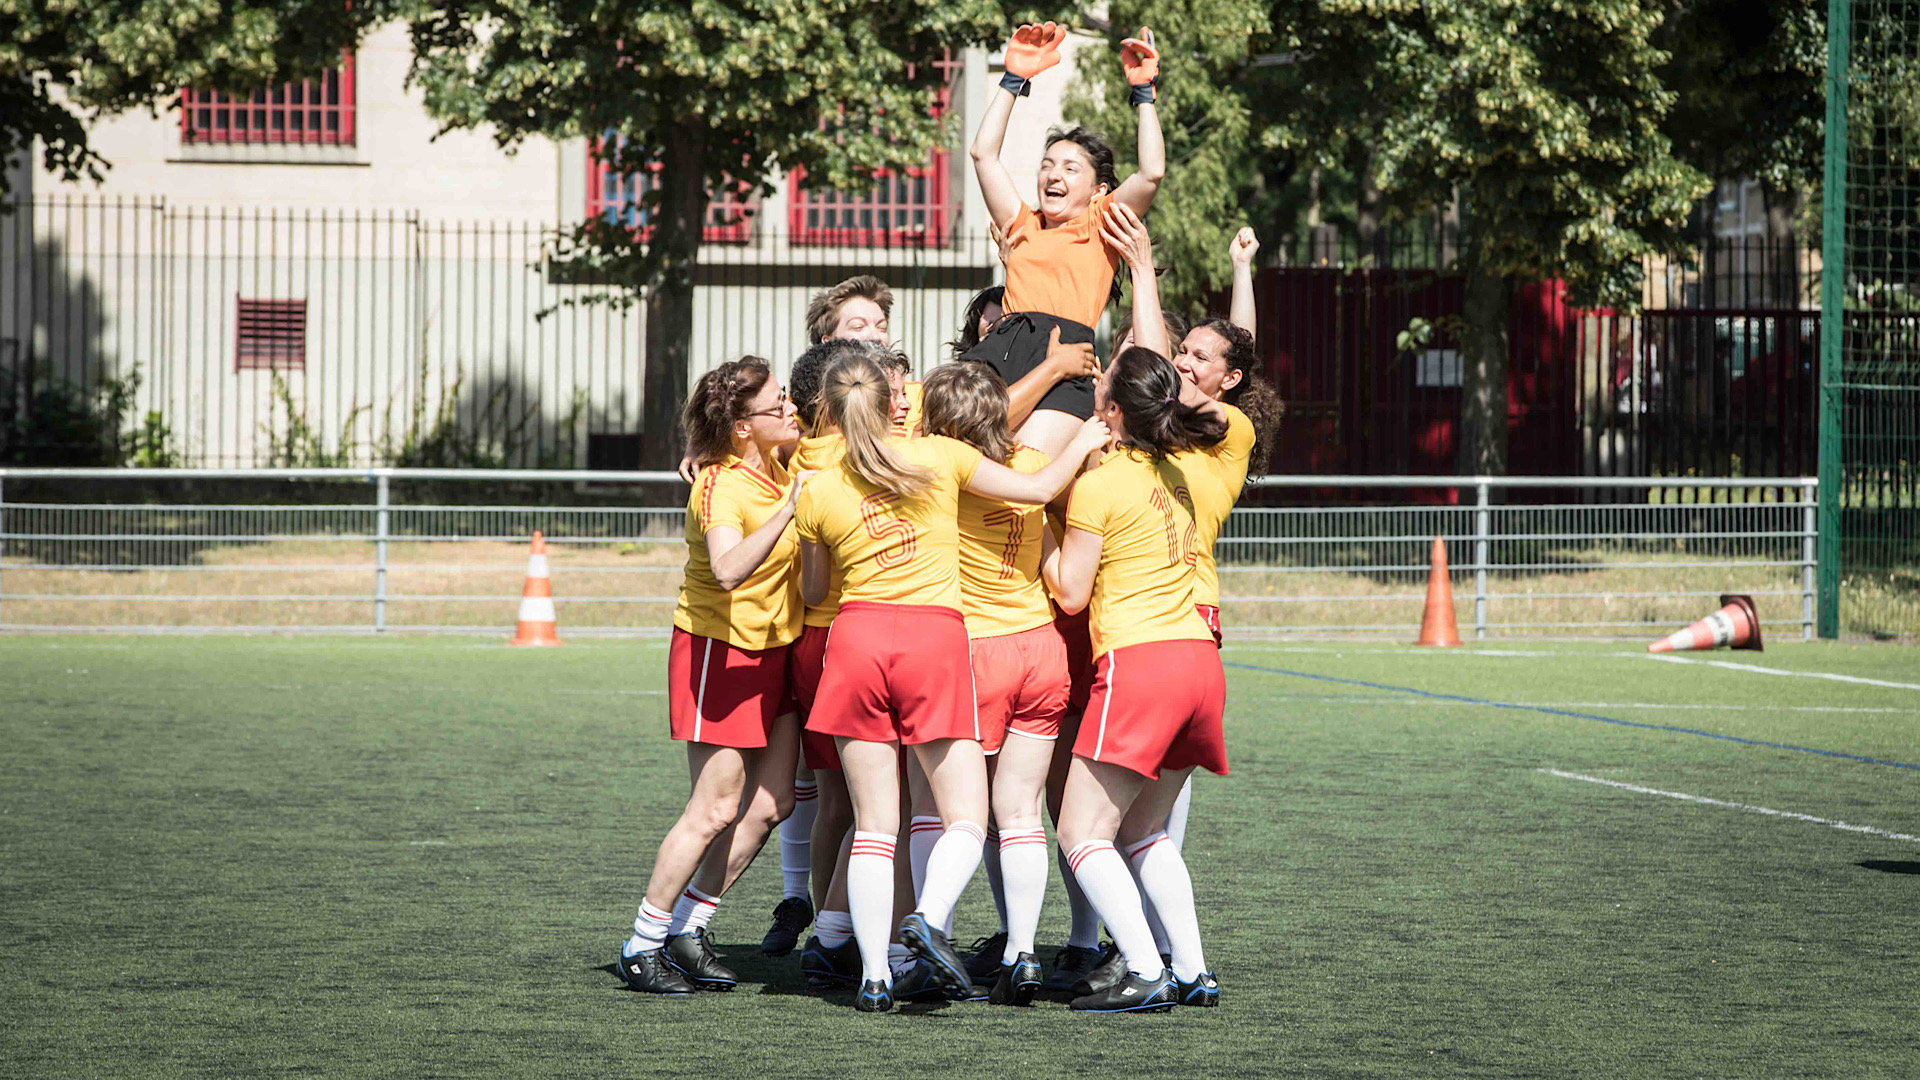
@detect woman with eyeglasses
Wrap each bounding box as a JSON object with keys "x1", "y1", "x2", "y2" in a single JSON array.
[{"x1": 618, "y1": 356, "x2": 811, "y2": 996}]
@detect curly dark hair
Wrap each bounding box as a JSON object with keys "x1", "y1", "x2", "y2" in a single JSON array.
[
  {"x1": 790, "y1": 339, "x2": 893, "y2": 431},
  {"x1": 948, "y1": 285, "x2": 1006, "y2": 360},
  {"x1": 682, "y1": 357, "x2": 772, "y2": 470},
  {"x1": 1190, "y1": 318, "x2": 1284, "y2": 476}
]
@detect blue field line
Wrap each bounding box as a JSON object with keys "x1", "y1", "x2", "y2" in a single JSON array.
[{"x1": 1222, "y1": 661, "x2": 1920, "y2": 771}]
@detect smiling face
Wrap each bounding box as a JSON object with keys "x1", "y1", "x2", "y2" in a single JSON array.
[
  {"x1": 1037, "y1": 140, "x2": 1108, "y2": 224},
  {"x1": 734, "y1": 376, "x2": 800, "y2": 453},
  {"x1": 1175, "y1": 326, "x2": 1243, "y2": 401},
  {"x1": 831, "y1": 298, "x2": 890, "y2": 343}
]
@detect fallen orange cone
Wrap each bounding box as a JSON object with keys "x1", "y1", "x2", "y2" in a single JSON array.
[
  {"x1": 509, "y1": 531, "x2": 563, "y2": 647},
  {"x1": 1648, "y1": 594, "x2": 1762, "y2": 654},
  {"x1": 1414, "y1": 535, "x2": 1463, "y2": 647}
]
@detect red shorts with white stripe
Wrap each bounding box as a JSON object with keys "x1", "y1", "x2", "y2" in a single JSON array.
[
  {"x1": 668, "y1": 627, "x2": 793, "y2": 748},
  {"x1": 1054, "y1": 606, "x2": 1095, "y2": 714},
  {"x1": 1074, "y1": 638, "x2": 1228, "y2": 780},
  {"x1": 806, "y1": 602, "x2": 977, "y2": 746},
  {"x1": 1195, "y1": 604, "x2": 1222, "y2": 648},
  {"x1": 970, "y1": 623, "x2": 1070, "y2": 755},
  {"x1": 789, "y1": 624, "x2": 841, "y2": 771}
]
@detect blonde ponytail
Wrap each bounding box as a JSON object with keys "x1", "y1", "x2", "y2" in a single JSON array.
[{"x1": 821, "y1": 352, "x2": 934, "y2": 499}]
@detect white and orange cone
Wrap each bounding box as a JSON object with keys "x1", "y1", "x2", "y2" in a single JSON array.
[
  {"x1": 1647, "y1": 594, "x2": 1762, "y2": 654},
  {"x1": 508, "y1": 531, "x2": 563, "y2": 647},
  {"x1": 1413, "y1": 535, "x2": 1463, "y2": 647}
]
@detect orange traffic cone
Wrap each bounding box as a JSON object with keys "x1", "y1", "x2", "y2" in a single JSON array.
[
  {"x1": 1648, "y1": 594, "x2": 1762, "y2": 653},
  {"x1": 508, "y1": 531, "x2": 563, "y2": 647},
  {"x1": 1414, "y1": 535, "x2": 1463, "y2": 647}
]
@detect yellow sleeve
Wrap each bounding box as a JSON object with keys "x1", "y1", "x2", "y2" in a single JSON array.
[
  {"x1": 1065, "y1": 471, "x2": 1111, "y2": 536},
  {"x1": 696, "y1": 468, "x2": 746, "y2": 534},
  {"x1": 1217, "y1": 405, "x2": 1255, "y2": 468},
  {"x1": 935, "y1": 436, "x2": 983, "y2": 489},
  {"x1": 794, "y1": 484, "x2": 822, "y2": 544}
]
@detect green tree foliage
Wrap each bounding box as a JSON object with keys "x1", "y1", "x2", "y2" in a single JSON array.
[
  {"x1": 407, "y1": 0, "x2": 1012, "y2": 466},
  {"x1": 0, "y1": 0, "x2": 385, "y2": 198}
]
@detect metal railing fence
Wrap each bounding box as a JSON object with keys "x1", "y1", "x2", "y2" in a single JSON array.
[{"x1": 0, "y1": 470, "x2": 1820, "y2": 640}]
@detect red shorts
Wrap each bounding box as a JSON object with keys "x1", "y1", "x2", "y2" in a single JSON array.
[
  {"x1": 1054, "y1": 606, "x2": 1094, "y2": 714},
  {"x1": 1074, "y1": 638, "x2": 1228, "y2": 780},
  {"x1": 668, "y1": 628, "x2": 793, "y2": 748},
  {"x1": 970, "y1": 623, "x2": 1070, "y2": 755},
  {"x1": 790, "y1": 624, "x2": 841, "y2": 771},
  {"x1": 806, "y1": 602, "x2": 977, "y2": 746},
  {"x1": 1196, "y1": 604, "x2": 1222, "y2": 648}
]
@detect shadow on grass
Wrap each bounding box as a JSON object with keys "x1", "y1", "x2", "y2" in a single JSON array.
[{"x1": 1857, "y1": 859, "x2": 1920, "y2": 876}]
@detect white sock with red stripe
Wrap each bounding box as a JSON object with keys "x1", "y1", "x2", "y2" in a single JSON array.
[
  {"x1": 780, "y1": 780, "x2": 818, "y2": 900},
  {"x1": 848, "y1": 831, "x2": 897, "y2": 984},
  {"x1": 907, "y1": 815, "x2": 943, "y2": 899},
  {"x1": 1124, "y1": 831, "x2": 1206, "y2": 981},
  {"x1": 624, "y1": 899, "x2": 673, "y2": 956},
  {"x1": 815, "y1": 908, "x2": 853, "y2": 948},
  {"x1": 914, "y1": 820, "x2": 986, "y2": 932},
  {"x1": 666, "y1": 884, "x2": 720, "y2": 936},
  {"x1": 982, "y1": 826, "x2": 1009, "y2": 934},
  {"x1": 997, "y1": 827, "x2": 1049, "y2": 962},
  {"x1": 1057, "y1": 843, "x2": 1102, "y2": 949},
  {"x1": 1166, "y1": 776, "x2": 1192, "y2": 850},
  {"x1": 1064, "y1": 840, "x2": 1162, "y2": 977}
]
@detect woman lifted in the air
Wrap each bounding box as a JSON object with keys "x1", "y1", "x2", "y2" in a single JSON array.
[{"x1": 965, "y1": 20, "x2": 1166, "y2": 460}]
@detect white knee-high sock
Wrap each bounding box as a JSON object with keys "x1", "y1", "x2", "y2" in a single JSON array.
[
  {"x1": 780, "y1": 780, "x2": 818, "y2": 900},
  {"x1": 1057, "y1": 843, "x2": 1102, "y2": 949},
  {"x1": 983, "y1": 826, "x2": 1009, "y2": 933},
  {"x1": 625, "y1": 899, "x2": 673, "y2": 955},
  {"x1": 848, "y1": 831, "x2": 897, "y2": 984},
  {"x1": 666, "y1": 884, "x2": 720, "y2": 936},
  {"x1": 907, "y1": 815, "x2": 943, "y2": 900},
  {"x1": 815, "y1": 908, "x2": 854, "y2": 949},
  {"x1": 1065, "y1": 840, "x2": 1162, "y2": 978},
  {"x1": 1166, "y1": 776, "x2": 1193, "y2": 850},
  {"x1": 1124, "y1": 832, "x2": 1206, "y2": 981},
  {"x1": 997, "y1": 827, "x2": 1049, "y2": 962},
  {"x1": 915, "y1": 820, "x2": 985, "y2": 931}
]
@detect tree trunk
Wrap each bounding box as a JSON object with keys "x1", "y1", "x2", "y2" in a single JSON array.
[
  {"x1": 1458, "y1": 252, "x2": 1511, "y2": 476},
  {"x1": 1355, "y1": 146, "x2": 1382, "y2": 266},
  {"x1": 1760, "y1": 180, "x2": 1803, "y2": 307},
  {"x1": 640, "y1": 121, "x2": 709, "y2": 468}
]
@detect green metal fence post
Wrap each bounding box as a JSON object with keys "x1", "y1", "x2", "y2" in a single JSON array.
[{"x1": 1815, "y1": 0, "x2": 1851, "y2": 640}]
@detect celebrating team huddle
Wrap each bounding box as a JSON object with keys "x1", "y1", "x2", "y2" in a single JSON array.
[{"x1": 617, "y1": 21, "x2": 1282, "y2": 1014}]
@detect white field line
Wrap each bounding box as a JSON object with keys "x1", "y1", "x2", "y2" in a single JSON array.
[
  {"x1": 1641, "y1": 653, "x2": 1920, "y2": 692},
  {"x1": 1261, "y1": 694, "x2": 1909, "y2": 714},
  {"x1": 1538, "y1": 768, "x2": 1920, "y2": 843}
]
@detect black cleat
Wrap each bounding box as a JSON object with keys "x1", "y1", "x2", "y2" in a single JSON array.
[
  {"x1": 854, "y1": 978, "x2": 894, "y2": 1013},
  {"x1": 889, "y1": 960, "x2": 951, "y2": 1004},
  {"x1": 1072, "y1": 940, "x2": 1129, "y2": 996},
  {"x1": 617, "y1": 947, "x2": 695, "y2": 996},
  {"x1": 987, "y1": 952, "x2": 1043, "y2": 1006},
  {"x1": 1176, "y1": 969, "x2": 1219, "y2": 1007},
  {"x1": 662, "y1": 929, "x2": 737, "y2": 991},
  {"x1": 761, "y1": 895, "x2": 814, "y2": 957},
  {"x1": 962, "y1": 931, "x2": 1010, "y2": 983},
  {"x1": 1070, "y1": 968, "x2": 1178, "y2": 1013},
  {"x1": 897, "y1": 913, "x2": 972, "y2": 999},
  {"x1": 1042, "y1": 944, "x2": 1105, "y2": 993},
  {"x1": 799, "y1": 935, "x2": 860, "y2": 988}
]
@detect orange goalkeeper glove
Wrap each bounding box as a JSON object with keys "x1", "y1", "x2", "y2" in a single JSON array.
[
  {"x1": 1001, "y1": 22, "x2": 1067, "y2": 97},
  {"x1": 1121, "y1": 27, "x2": 1159, "y2": 106}
]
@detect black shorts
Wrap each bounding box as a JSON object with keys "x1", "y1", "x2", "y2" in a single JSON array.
[{"x1": 961, "y1": 312, "x2": 1097, "y2": 420}]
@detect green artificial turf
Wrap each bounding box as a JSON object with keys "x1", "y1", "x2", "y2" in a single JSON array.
[{"x1": 1, "y1": 637, "x2": 1915, "y2": 1078}]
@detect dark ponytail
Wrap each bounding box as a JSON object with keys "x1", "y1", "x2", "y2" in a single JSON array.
[
  {"x1": 1191, "y1": 318, "x2": 1283, "y2": 477},
  {"x1": 1106, "y1": 347, "x2": 1228, "y2": 458},
  {"x1": 682, "y1": 357, "x2": 771, "y2": 470}
]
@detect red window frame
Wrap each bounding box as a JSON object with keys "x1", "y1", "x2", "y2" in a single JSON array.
[
  {"x1": 786, "y1": 55, "x2": 960, "y2": 248},
  {"x1": 586, "y1": 137, "x2": 757, "y2": 245},
  {"x1": 181, "y1": 53, "x2": 357, "y2": 146},
  {"x1": 235, "y1": 297, "x2": 307, "y2": 372}
]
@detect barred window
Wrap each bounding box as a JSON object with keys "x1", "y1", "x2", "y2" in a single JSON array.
[
  {"x1": 786, "y1": 55, "x2": 960, "y2": 248},
  {"x1": 235, "y1": 298, "x2": 307, "y2": 371},
  {"x1": 586, "y1": 138, "x2": 757, "y2": 244},
  {"x1": 181, "y1": 54, "x2": 357, "y2": 146}
]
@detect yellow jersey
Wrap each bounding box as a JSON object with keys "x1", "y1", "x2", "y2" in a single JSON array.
[
  {"x1": 1185, "y1": 405, "x2": 1256, "y2": 608},
  {"x1": 795, "y1": 435, "x2": 983, "y2": 611},
  {"x1": 1064, "y1": 448, "x2": 1213, "y2": 658},
  {"x1": 673, "y1": 455, "x2": 802, "y2": 650},
  {"x1": 792, "y1": 433, "x2": 847, "y2": 627},
  {"x1": 956, "y1": 444, "x2": 1055, "y2": 638}
]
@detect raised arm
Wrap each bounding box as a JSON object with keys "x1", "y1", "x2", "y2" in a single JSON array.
[
  {"x1": 966, "y1": 417, "x2": 1109, "y2": 504},
  {"x1": 1100, "y1": 203, "x2": 1170, "y2": 359},
  {"x1": 972, "y1": 23, "x2": 1066, "y2": 231},
  {"x1": 1229, "y1": 227, "x2": 1259, "y2": 336},
  {"x1": 1005, "y1": 326, "x2": 1101, "y2": 430},
  {"x1": 1111, "y1": 28, "x2": 1165, "y2": 216}
]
